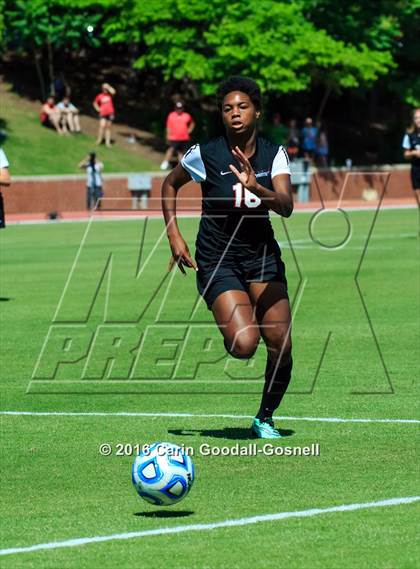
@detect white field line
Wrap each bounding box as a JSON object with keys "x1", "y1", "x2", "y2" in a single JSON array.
[
  {"x1": 6, "y1": 203, "x2": 417, "y2": 226},
  {"x1": 1, "y1": 496, "x2": 419, "y2": 557},
  {"x1": 0, "y1": 410, "x2": 418, "y2": 424}
]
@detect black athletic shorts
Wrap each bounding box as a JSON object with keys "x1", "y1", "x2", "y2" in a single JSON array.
[
  {"x1": 170, "y1": 140, "x2": 189, "y2": 154},
  {"x1": 196, "y1": 243, "x2": 288, "y2": 310},
  {"x1": 411, "y1": 166, "x2": 420, "y2": 190},
  {"x1": 101, "y1": 114, "x2": 114, "y2": 122}
]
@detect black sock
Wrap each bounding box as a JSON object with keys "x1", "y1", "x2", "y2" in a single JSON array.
[{"x1": 256, "y1": 357, "x2": 293, "y2": 419}]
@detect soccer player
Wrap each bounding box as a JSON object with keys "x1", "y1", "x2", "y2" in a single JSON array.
[
  {"x1": 160, "y1": 102, "x2": 195, "y2": 170},
  {"x1": 93, "y1": 83, "x2": 116, "y2": 148},
  {"x1": 161, "y1": 77, "x2": 293, "y2": 438},
  {"x1": 0, "y1": 147, "x2": 11, "y2": 229},
  {"x1": 402, "y1": 108, "x2": 420, "y2": 200}
]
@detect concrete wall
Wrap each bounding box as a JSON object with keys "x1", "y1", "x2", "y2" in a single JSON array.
[{"x1": 2, "y1": 166, "x2": 413, "y2": 215}]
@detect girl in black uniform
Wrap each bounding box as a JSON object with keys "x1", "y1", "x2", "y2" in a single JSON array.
[
  {"x1": 161, "y1": 77, "x2": 293, "y2": 438},
  {"x1": 402, "y1": 108, "x2": 420, "y2": 200}
]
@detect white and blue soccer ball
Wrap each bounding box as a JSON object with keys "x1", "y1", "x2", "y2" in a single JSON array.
[{"x1": 132, "y1": 442, "x2": 194, "y2": 506}]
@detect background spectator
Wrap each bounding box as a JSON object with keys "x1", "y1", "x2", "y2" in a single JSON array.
[
  {"x1": 57, "y1": 96, "x2": 81, "y2": 133},
  {"x1": 93, "y1": 83, "x2": 116, "y2": 148},
  {"x1": 0, "y1": 148, "x2": 11, "y2": 229},
  {"x1": 315, "y1": 121, "x2": 329, "y2": 168},
  {"x1": 79, "y1": 152, "x2": 104, "y2": 210},
  {"x1": 160, "y1": 101, "x2": 195, "y2": 170},
  {"x1": 301, "y1": 117, "x2": 318, "y2": 161},
  {"x1": 40, "y1": 96, "x2": 67, "y2": 134},
  {"x1": 265, "y1": 112, "x2": 288, "y2": 146},
  {"x1": 402, "y1": 108, "x2": 420, "y2": 199},
  {"x1": 286, "y1": 118, "x2": 300, "y2": 161}
]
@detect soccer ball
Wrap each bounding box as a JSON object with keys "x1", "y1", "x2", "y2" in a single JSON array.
[{"x1": 132, "y1": 442, "x2": 194, "y2": 506}]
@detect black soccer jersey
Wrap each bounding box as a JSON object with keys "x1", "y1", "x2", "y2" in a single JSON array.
[
  {"x1": 402, "y1": 131, "x2": 420, "y2": 167},
  {"x1": 181, "y1": 136, "x2": 290, "y2": 262}
]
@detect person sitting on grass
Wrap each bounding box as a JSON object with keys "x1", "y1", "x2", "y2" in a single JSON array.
[
  {"x1": 40, "y1": 96, "x2": 67, "y2": 135},
  {"x1": 56, "y1": 96, "x2": 81, "y2": 133}
]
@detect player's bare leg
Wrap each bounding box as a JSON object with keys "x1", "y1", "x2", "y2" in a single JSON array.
[
  {"x1": 248, "y1": 281, "x2": 292, "y2": 437},
  {"x1": 211, "y1": 290, "x2": 260, "y2": 359},
  {"x1": 414, "y1": 189, "x2": 420, "y2": 235}
]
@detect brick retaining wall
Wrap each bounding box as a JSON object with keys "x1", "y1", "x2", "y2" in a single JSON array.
[{"x1": 2, "y1": 167, "x2": 413, "y2": 215}]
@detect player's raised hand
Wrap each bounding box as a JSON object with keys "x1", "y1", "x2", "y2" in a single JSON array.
[
  {"x1": 167, "y1": 234, "x2": 198, "y2": 275},
  {"x1": 229, "y1": 146, "x2": 258, "y2": 193}
]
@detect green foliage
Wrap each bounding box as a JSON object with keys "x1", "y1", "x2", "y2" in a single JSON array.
[
  {"x1": 301, "y1": 0, "x2": 420, "y2": 107},
  {"x1": 0, "y1": 0, "x2": 4, "y2": 48},
  {"x1": 2, "y1": 0, "x2": 418, "y2": 113},
  {"x1": 102, "y1": 0, "x2": 394, "y2": 96},
  {"x1": 4, "y1": 0, "x2": 102, "y2": 52}
]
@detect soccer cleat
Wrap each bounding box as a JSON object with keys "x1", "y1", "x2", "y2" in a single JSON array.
[{"x1": 251, "y1": 417, "x2": 282, "y2": 438}]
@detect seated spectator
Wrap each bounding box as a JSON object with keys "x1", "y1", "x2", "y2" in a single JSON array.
[
  {"x1": 40, "y1": 97, "x2": 67, "y2": 134},
  {"x1": 57, "y1": 97, "x2": 81, "y2": 133}
]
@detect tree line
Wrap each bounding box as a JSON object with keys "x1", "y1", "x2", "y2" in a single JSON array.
[{"x1": 1, "y1": 0, "x2": 419, "y2": 162}]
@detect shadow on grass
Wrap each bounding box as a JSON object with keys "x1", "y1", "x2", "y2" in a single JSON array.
[
  {"x1": 0, "y1": 297, "x2": 12, "y2": 301},
  {"x1": 167, "y1": 427, "x2": 294, "y2": 439},
  {"x1": 134, "y1": 510, "x2": 194, "y2": 518}
]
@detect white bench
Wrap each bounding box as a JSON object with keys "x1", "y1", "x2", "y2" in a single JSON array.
[
  {"x1": 127, "y1": 174, "x2": 152, "y2": 209},
  {"x1": 290, "y1": 159, "x2": 311, "y2": 202}
]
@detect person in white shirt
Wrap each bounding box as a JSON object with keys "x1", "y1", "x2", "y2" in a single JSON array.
[
  {"x1": 57, "y1": 96, "x2": 81, "y2": 133},
  {"x1": 0, "y1": 148, "x2": 11, "y2": 228},
  {"x1": 78, "y1": 152, "x2": 104, "y2": 209}
]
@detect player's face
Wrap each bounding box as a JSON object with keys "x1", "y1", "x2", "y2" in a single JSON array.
[
  {"x1": 414, "y1": 110, "x2": 420, "y2": 129},
  {"x1": 222, "y1": 92, "x2": 260, "y2": 134}
]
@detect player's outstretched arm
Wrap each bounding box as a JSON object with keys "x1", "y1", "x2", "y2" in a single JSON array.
[{"x1": 161, "y1": 163, "x2": 198, "y2": 275}]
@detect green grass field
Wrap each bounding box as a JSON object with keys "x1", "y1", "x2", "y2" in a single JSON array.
[{"x1": 0, "y1": 207, "x2": 419, "y2": 568}]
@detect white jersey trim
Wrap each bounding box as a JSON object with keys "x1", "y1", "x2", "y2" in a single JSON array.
[
  {"x1": 402, "y1": 134, "x2": 410, "y2": 150},
  {"x1": 272, "y1": 146, "x2": 291, "y2": 177},
  {"x1": 0, "y1": 149, "x2": 9, "y2": 169},
  {"x1": 181, "y1": 144, "x2": 206, "y2": 182}
]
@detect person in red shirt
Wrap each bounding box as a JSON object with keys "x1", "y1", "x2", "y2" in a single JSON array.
[
  {"x1": 93, "y1": 83, "x2": 116, "y2": 148},
  {"x1": 160, "y1": 102, "x2": 195, "y2": 170},
  {"x1": 40, "y1": 96, "x2": 67, "y2": 134}
]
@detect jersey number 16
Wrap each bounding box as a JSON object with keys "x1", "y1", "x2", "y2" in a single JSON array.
[{"x1": 233, "y1": 183, "x2": 261, "y2": 208}]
